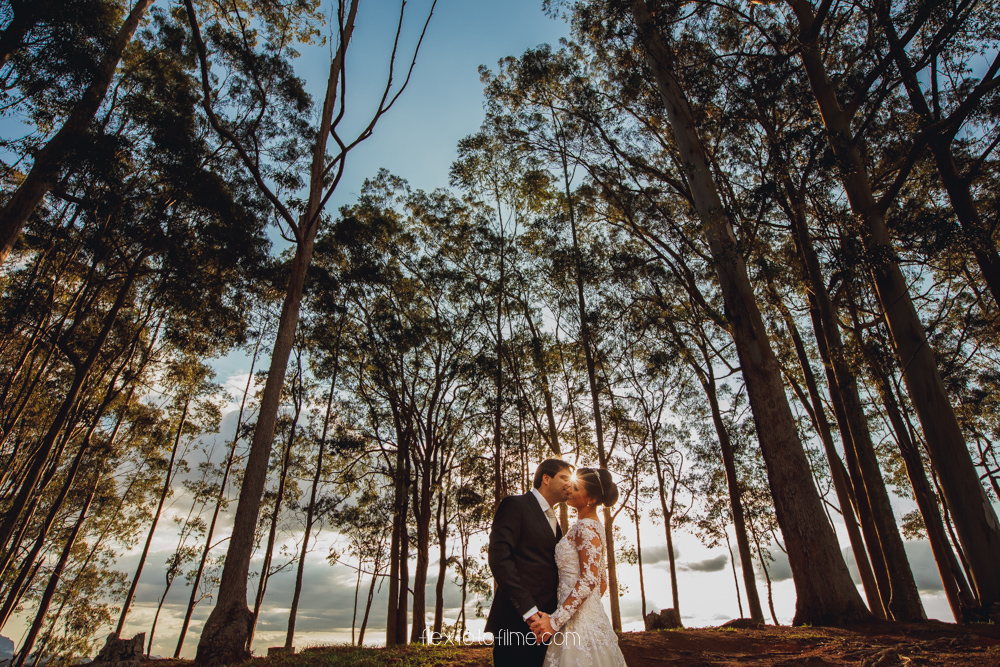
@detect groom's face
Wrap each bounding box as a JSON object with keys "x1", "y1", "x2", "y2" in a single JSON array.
[{"x1": 543, "y1": 469, "x2": 574, "y2": 503}]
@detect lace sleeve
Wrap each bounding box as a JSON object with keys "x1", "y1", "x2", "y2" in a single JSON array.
[{"x1": 550, "y1": 522, "x2": 602, "y2": 632}]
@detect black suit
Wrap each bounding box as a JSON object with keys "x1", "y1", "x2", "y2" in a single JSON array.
[{"x1": 487, "y1": 492, "x2": 562, "y2": 667}]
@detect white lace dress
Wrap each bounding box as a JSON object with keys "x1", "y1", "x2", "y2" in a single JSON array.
[{"x1": 543, "y1": 518, "x2": 626, "y2": 667}]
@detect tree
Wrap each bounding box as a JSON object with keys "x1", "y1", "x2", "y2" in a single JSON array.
[{"x1": 186, "y1": 0, "x2": 437, "y2": 660}]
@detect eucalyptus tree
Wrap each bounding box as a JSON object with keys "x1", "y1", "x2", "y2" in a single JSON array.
[
  {"x1": 334, "y1": 175, "x2": 488, "y2": 643},
  {"x1": 0, "y1": 3, "x2": 271, "y2": 600},
  {"x1": 767, "y1": 0, "x2": 1000, "y2": 609},
  {"x1": 451, "y1": 119, "x2": 546, "y2": 508},
  {"x1": 180, "y1": 0, "x2": 438, "y2": 658},
  {"x1": 526, "y1": 0, "x2": 871, "y2": 623}
]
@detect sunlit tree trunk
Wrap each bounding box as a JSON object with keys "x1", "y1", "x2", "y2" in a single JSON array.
[
  {"x1": 774, "y1": 308, "x2": 884, "y2": 619},
  {"x1": 192, "y1": 3, "x2": 362, "y2": 660},
  {"x1": 848, "y1": 299, "x2": 978, "y2": 620},
  {"x1": 766, "y1": 119, "x2": 920, "y2": 620},
  {"x1": 248, "y1": 364, "x2": 303, "y2": 651}
]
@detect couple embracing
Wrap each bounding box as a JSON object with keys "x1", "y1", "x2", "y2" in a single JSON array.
[{"x1": 486, "y1": 459, "x2": 627, "y2": 667}]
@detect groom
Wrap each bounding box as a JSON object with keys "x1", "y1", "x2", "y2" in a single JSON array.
[{"x1": 486, "y1": 459, "x2": 574, "y2": 667}]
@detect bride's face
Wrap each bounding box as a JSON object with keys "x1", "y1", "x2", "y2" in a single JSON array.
[{"x1": 566, "y1": 480, "x2": 596, "y2": 510}]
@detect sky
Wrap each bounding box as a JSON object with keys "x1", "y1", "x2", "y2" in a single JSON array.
[{"x1": 0, "y1": 0, "x2": 969, "y2": 657}]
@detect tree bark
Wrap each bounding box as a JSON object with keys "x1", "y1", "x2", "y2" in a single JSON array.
[
  {"x1": 248, "y1": 367, "x2": 303, "y2": 650},
  {"x1": 631, "y1": 0, "x2": 870, "y2": 624},
  {"x1": 849, "y1": 302, "x2": 978, "y2": 621},
  {"x1": 776, "y1": 309, "x2": 885, "y2": 619},
  {"x1": 767, "y1": 118, "x2": 922, "y2": 620}
]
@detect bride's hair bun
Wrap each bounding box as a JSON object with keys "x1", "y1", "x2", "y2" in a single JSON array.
[
  {"x1": 598, "y1": 469, "x2": 619, "y2": 507},
  {"x1": 579, "y1": 468, "x2": 619, "y2": 507}
]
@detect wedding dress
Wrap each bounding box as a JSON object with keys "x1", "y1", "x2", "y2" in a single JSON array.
[{"x1": 543, "y1": 518, "x2": 626, "y2": 667}]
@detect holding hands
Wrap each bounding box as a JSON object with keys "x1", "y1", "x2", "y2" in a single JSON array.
[{"x1": 527, "y1": 611, "x2": 555, "y2": 642}]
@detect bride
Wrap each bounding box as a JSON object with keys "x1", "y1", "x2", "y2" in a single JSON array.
[{"x1": 529, "y1": 468, "x2": 627, "y2": 667}]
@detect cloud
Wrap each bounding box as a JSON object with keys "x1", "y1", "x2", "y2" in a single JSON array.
[
  {"x1": 842, "y1": 539, "x2": 944, "y2": 593},
  {"x1": 756, "y1": 549, "x2": 793, "y2": 583},
  {"x1": 640, "y1": 544, "x2": 679, "y2": 565},
  {"x1": 679, "y1": 554, "x2": 728, "y2": 573},
  {"x1": 904, "y1": 540, "x2": 944, "y2": 593}
]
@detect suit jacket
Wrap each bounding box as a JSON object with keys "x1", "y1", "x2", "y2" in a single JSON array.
[{"x1": 485, "y1": 492, "x2": 562, "y2": 634}]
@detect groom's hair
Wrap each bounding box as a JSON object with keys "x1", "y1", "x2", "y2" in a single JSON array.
[{"x1": 533, "y1": 458, "x2": 573, "y2": 489}]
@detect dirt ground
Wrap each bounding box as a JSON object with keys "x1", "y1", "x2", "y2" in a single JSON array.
[
  {"x1": 240, "y1": 621, "x2": 1000, "y2": 666},
  {"x1": 615, "y1": 622, "x2": 1000, "y2": 666}
]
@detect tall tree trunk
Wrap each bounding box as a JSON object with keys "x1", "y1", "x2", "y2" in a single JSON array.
[
  {"x1": 724, "y1": 531, "x2": 743, "y2": 618},
  {"x1": 558, "y1": 121, "x2": 621, "y2": 630},
  {"x1": 849, "y1": 301, "x2": 978, "y2": 620},
  {"x1": 397, "y1": 494, "x2": 410, "y2": 645},
  {"x1": 633, "y1": 500, "x2": 647, "y2": 618},
  {"x1": 193, "y1": 6, "x2": 359, "y2": 661},
  {"x1": 775, "y1": 311, "x2": 885, "y2": 619},
  {"x1": 358, "y1": 560, "x2": 380, "y2": 646},
  {"x1": 631, "y1": 0, "x2": 870, "y2": 624},
  {"x1": 787, "y1": 0, "x2": 1000, "y2": 612},
  {"x1": 116, "y1": 397, "x2": 189, "y2": 636},
  {"x1": 432, "y1": 489, "x2": 448, "y2": 638},
  {"x1": 767, "y1": 120, "x2": 920, "y2": 620},
  {"x1": 175, "y1": 334, "x2": 263, "y2": 657},
  {"x1": 650, "y1": 439, "x2": 680, "y2": 615},
  {"x1": 13, "y1": 471, "x2": 100, "y2": 667},
  {"x1": 386, "y1": 409, "x2": 410, "y2": 646},
  {"x1": 410, "y1": 477, "x2": 432, "y2": 643},
  {"x1": 148, "y1": 562, "x2": 178, "y2": 656},
  {"x1": 492, "y1": 186, "x2": 507, "y2": 511},
  {"x1": 285, "y1": 364, "x2": 338, "y2": 649},
  {"x1": 248, "y1": 368, "x2": 303, "y2": 651},
  {"x1": 701, "y1": 373, "x2": 765, "y2": 622},
  {"x1": 0, "y1": 0, "x2": 155, "y2": 263}
]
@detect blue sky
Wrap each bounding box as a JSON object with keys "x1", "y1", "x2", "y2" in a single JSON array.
[{"x1": 301, "y1": 0, "x2": 572, "y2": 205}]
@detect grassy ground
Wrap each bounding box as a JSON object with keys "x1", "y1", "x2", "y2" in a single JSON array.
[{"x1": 241, "y1": 644, "x2": 492, "y2": 667}]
